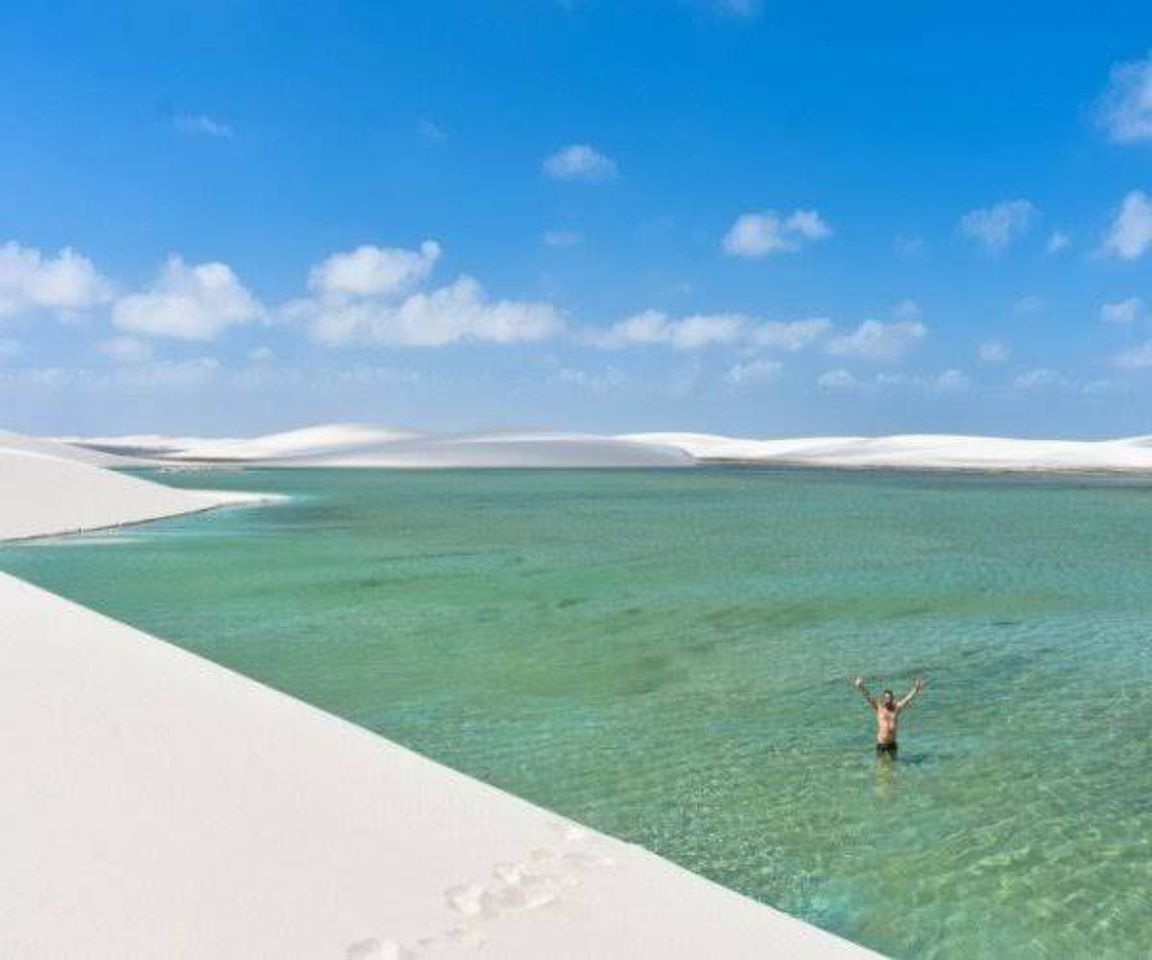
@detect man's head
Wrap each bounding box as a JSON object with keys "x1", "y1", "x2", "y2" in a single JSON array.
[{"x1": 881, "y1": 689, "x2": 896, "y2": 709}]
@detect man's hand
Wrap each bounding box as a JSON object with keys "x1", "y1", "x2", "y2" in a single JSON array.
[
  {"x1": 914, "y1": 676, "x2": 926, "y2": 691},
  {"x1": 852, "y1": 675, "x2": 865, "y2": 689}
]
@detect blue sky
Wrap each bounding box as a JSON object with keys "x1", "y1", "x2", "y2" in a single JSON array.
[{"x1": 4, "y1": 0, "x2": 1152, "y2": 437}]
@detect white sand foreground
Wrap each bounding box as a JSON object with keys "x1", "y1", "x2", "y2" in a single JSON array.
[{"x1": 0, "y1": 444, "x2": 880, "y2": 958}]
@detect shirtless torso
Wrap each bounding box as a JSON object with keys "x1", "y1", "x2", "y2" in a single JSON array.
[{"x1": 852, "y1": 676, "x2": 925, "y2": 753}]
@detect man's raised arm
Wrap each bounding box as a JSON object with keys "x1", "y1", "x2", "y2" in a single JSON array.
[
  {"x1": 897, "y1": 676, "x2": 926, "y2": 710},
  {"x1": 852, "y1": 676, "x2": 877, "y2": 708}
]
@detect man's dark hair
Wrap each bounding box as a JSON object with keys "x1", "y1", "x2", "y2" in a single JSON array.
[{"x1": 882, "y1": 689, "x2": 894, "y2": 698}]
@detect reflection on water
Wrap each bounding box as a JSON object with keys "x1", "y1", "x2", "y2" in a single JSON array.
[{"x1": 4, "y1": 466, "x2": 1152, "y2": 960}]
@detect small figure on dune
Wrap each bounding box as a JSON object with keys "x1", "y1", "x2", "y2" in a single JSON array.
[{"x1": 852, "y1": 675, "x2": 925, "y2": 756}]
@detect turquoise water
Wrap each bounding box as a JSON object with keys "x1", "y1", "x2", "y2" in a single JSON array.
[{"x1": 3, "y1": 467, "x2": 1152, "y2": 959}]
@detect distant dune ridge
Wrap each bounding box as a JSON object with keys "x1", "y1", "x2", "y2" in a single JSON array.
[
  {"x1": 59, "y1": 423, "x2": 1152, "y2": 473},
  {"x1": 66, "y1": 423, "x2": 696, "y2": 468},
  {"x1": 621, "y1": 431, "x2": 1152, "y2": 473}
]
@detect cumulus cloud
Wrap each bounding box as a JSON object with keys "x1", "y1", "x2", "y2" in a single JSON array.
[
  {"x1": 1047, "y1": 231, "x2": 1071, "y2": 254},
  {"x1": 749, "y1": 317, "x2": 832, "y2": 350},
  {"x1": 1098, "y1": 53, "x2": 1152, "y2": 143},
  {"x1": 695, "y1": 0, "x2": 761, "y2": 15},
  {"x1": 173, "y1": 113, "x2": 234, "y2": 138},
  {"x1": 1113, "y1": 340, "x2": 1152, "y2": 369},
  {"x1": 819, "y1": 367, "x2": 968, "y2": 394},
  {"x1": 1100, "y1": 297, "x2": 1144, "y2": 324},
  {"x1": 542, "y1": 144, "x2": 618, "y2": 182},
  {"x1": 98, "y1": 336, "x2": 154, "y2": 364},
  {"x1": 589, "y1": 311, "x2": 830, "y2": 352},
  {"x1": 826, "y1": 319, "x2": 926, "y2": 362},
  {"x1": 589, "y1": 309, "x2": 745, "y2": 350},
  {"x1": 297, "y1": 275, "x2": 562, "y2": 347},
  {"x1": 893, "y1": 299, "x2": 922, "y2": 320},
  {"x1": 722, "y1": 209, "x2": 832, "y2": 258},
  {"x1": 553, "y1": 366, "x2": 627, "y2": 395},
  {"x1": 958, "y1": 199, "x2": 1036, "y2": 252},
  {"x1": 308, "y1": 241, "x2": 441, "y2": 297},
  {"x1": 112, "y1": 257, "x2": 265, "y2": 340},
  {"x1": 817, "y1": 369, "x2": 862, "y2": 392},
  {"x1": 1013, "y1": 368, "x2": 1067, "y2": 390},
  {"x1": 0, "y1": 242, "x2": 113, "y2": 318},
  {"x1": 978, "y1": 339, "x2": 1011, "y2": 364},
  {"x1": 725, "y1": 358, "x2": 781, "y2": 387},
  {"x1": 1102, "y1": 190, "x2": 1152, "y2": 260}
]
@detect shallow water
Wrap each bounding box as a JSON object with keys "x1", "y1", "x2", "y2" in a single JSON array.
[{"x1": 4, "y1": 467, "x2": 1151, "y2": 959}]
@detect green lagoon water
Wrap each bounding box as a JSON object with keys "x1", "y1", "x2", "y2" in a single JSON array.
[{"x1": 3, "y1": 467, "x2": 1152, "y2": 958}]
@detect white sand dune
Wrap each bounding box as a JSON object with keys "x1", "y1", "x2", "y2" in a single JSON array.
[
  {"x1": 0, "y1": 446, "x2": 268, "y2": 541},
  {"x1": 273, "y1": 432, "x2": 695, "y2": 468},
  {"x1": 622, "y1": 432, "x2": 1152, "y2": 474},
  {"x1": 69, "y1": 426, "x2": 696, "y2": 469},
  {"x1": 0, "y1": 458, "x2": 880, "y2": 958},
  {"x1": 58, "y1": 423, "x2": 418, "y2": 460},
  {"x1": 0, "y1": 428, "x2": 147, "y2": 468}
]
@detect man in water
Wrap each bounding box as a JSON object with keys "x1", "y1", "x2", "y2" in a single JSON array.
[{"x1": 852, "y1": 675, "x2": 925, "y2": 755}]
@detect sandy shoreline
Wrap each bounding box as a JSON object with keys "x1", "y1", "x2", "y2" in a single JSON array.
[{"x1": 0, "y1": 434, "x2": 881, "y2": 958}]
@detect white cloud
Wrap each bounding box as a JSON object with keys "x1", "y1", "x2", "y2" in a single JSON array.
[
  {"x1": 932, "y1": 369, "x2": 971, "y2": 393},
  {"x1": 958, "y1": 199, "x2": 1036, "y2": 252},
  {"x1": 553, "y1": 366, "x2": 626, "y2": 394},
  {"x1": 725, "y1": 358, "x2": 782, "y2": 387},
  {"x1": 820, "y1": 367, "x2": 968, "y2": 395},
  {"x1": 1113, "y1": 340, "x2": 1152, "y2": 369},
  {"x1": 117, "y1": 357, "x2": 221, "y2": 387},
  {"x1": 700, "y1": 0, "x2": 761, "y2": 15},
  {"x1": 173, "y1": 113, "x2": 233, "y2": 138},
  {"x1": 298, "y1": 275, "x2": 563, "y2": 347},
  {"x1": 0, "y1": 242, "x2": 113, "y2": 318},
  {"x1": 308, "y1": 241, "x2": 441, "y2": 297},
  {"x1": 590, "y1": 309, "x2": 745, "y2": 350},
  {"x1": 749, "y1": 317, "x2": 831, "y2": 351},
  {"x1": 827, "y1": 319, "x2": 926, "y2": 362},
  {"x1": 99, "y1": 336, "x2": 153, "y2": 364},
  {"x1": 1102, "y1": 190, "x2": 1152, "y2": 260},
  {"x1": 1098, "y1": 53, "x2": 1152, "y2": 143},
  {"x1": 589, "y1": 311, "x2": 830, "y2": 352},
  {"x1": 1013, "y1": 367, "x2": 1067, "y2": 390},
  {"x1": 893, "y1": 299, "x2": 922, "y2": 320},
  {"x1": 1100, "y1": 297, "x2": 1144, "y2": 324},
  {"x1": 542, "y1": 144, "x2": 618, "y2": 182},
  {"x1": 817, "y1": 369, "x2": 861, "y2": 392},
  {"x1": 1012, "y1": 295, "x2": 1044, "y2": 316},
  {"x1": 292, "y1": 241, "x2": 564, "y2": 348},
  {"x1": 722, "y1": 209, "x2": 832, "y2": 258},
  {"x1": 978, "y1": 339, "x2": 1011, "y2": 364},
  {"x1": 1046, "y1": 231, "x2": 1071, "y2": 254},
  {"x1": 542, "y1": 229, "x2": 583, "y2": 247},
  {"x1": 112, "y1": 257, "x2": 264, "y2": 341}
]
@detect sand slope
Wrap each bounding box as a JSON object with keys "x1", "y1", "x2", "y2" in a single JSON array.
[
  {"x1": 0, "y1": 447, "x2": 265, "y2": 541},
  {"x1": 0, "y1": 571, "x2": 881, "y2": 959},
  {"x1": 0, "y1": 429, "x2": 146, "y2": 468},
  {"x1": 622, "y1": 432, "x2": 1152, "y2": 474},
  {"x1": 70, "y1": 427, "x2": 696, "y2": 468}
]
